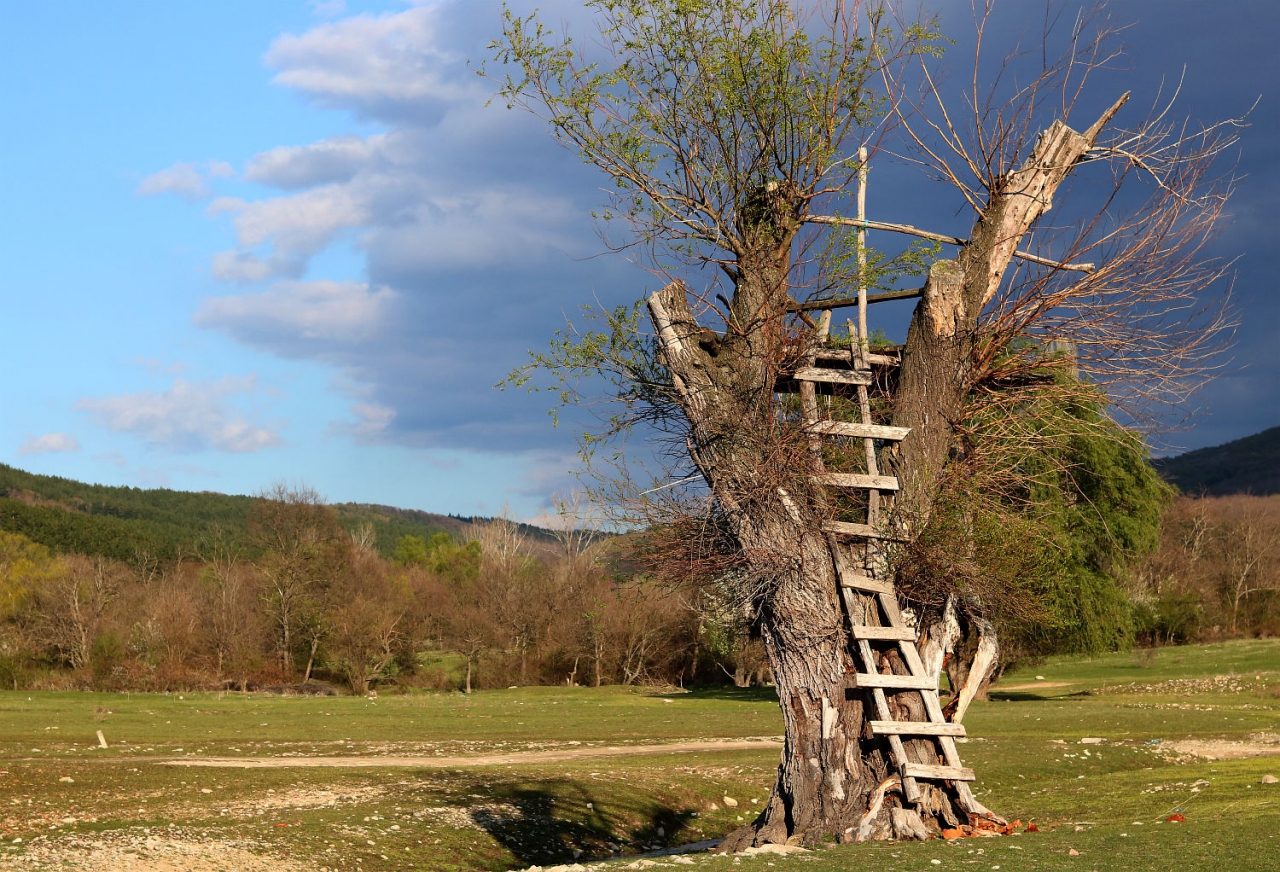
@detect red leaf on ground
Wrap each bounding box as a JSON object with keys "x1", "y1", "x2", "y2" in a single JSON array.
[
  {"x1": 1025, "y1": 822, "x2": 1040, "y2": 833},
  {"x1": 1166, "y1": 813, "x2": 1185, "y2": 823}
]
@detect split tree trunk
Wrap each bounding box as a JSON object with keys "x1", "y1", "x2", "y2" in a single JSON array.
[{"x1": 647, "y1": 97, "x2": 1127, "y2": 846}]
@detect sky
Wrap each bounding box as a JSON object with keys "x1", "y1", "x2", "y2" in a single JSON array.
[{"x1": 0, "y1": 0, "x2": 1275, "y2": 521}]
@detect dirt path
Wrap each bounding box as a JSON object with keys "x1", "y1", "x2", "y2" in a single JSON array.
[{"x1": 163, "y1": 739, "x2": 784, "y2": 769}]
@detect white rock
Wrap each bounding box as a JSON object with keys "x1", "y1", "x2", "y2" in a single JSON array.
[
  {"x1": 1080, "y1": 738, "x2": 1104, "y2": 744},
  {"x1": 723, "y1": 796, "x2": 739, "y2": 808},
  {"x1": 740, "y1": 844, "x2": 806, "y2": 856},
  {"x1": 1262, "y1": 774, "x2": 1278, "y2": 784}
]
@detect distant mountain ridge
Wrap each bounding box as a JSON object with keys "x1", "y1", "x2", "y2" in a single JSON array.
[
  {"x1": 1152, "y1": 425, "x2": 1280, "y2": 496},
  {"x1": 0, "y1": 462, "x2": 555, "y2": 563}
]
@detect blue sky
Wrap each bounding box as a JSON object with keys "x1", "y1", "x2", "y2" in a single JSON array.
[{"x1": 0, "y1": 1, "x2": 1275, "y2": 520}]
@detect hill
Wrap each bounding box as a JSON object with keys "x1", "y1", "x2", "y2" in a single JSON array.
[
  {"x1": 1152, "y1": 425, "x2": 1280, "y2": 496},
  {"x1": 0, "y1": 463, "x2": 556, "y2": 563}
]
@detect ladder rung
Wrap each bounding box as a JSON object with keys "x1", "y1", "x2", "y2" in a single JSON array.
[
  {"x1": 821, "y1": 520, "x2": 903, "y2": 541},
  {"x1": 838, "y1": 574, "x2": 895, "y2": 595},
  {"x1": 793, "y1": 366, "x2": 872, "y2": 386},
  {"x1": 813, "y1": 349, "x2": 901, "y2": 367},
  {"x1": 850, "y1": 625, "x2": 915, "y2": 641},
  {"x1": 808, "y1": 421, "x2": 911, "y2": 441},
  {"x1": 850, "y1": 673, "x2": 936, "y2": 690},
  {"x1": 816, "y1": 473, "x2": 899, "y2": 491},
  {"x1": 902, "y1": 763, "x2": 975, "y2": 782},
  {"x1": 871, "y1": 720, "x2": 967, "y2": 737}
]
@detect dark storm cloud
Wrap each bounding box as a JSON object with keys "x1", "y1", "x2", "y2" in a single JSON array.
[{"x1": 194, "y1": 0, "x2": 1279, "y2": 460}]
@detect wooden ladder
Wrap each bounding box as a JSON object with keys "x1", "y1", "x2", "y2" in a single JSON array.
[{"x1": 795, "y1": 337, "x2": 974, "y2": 806}]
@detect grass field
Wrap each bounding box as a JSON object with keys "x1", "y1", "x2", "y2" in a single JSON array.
[{"x1": 0, "y1": 640, "x2": 1277, "y2": 871}]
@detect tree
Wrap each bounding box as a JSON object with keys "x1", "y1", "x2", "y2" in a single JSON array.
[
  {"x1": 248, "y1": 483, "x2": 344, "y2": 678},
  {"x1": 29, "y1": 554, "x2": 123, "y2": 671},
  {"x1": 495, "y1": 0, "x2": 1235, "y2": 844}
]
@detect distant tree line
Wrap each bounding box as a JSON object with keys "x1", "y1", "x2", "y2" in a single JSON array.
[
  {"x1": 0, "y1": 484, "x2": 747, "y2": 693},
  {"x1": 0, "y1": 476, "x2": 1272, "y2": 696},
  {"x1": 1135, "y1": 494, "x2": 1280, "y2": 643}
]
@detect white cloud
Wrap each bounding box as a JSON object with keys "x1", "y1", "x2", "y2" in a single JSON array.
[
  {"x1": 76, "y1": 377, "x2": 282, "y2": 453},
  {"x1": 210, "y1": 250, "x2": 305, "y2": 283},
  {"x1": 210, "y1": 183, "x2": 372, "y2": 256},
  {"x1": 337, "y1": 401, "x2": 397, "y2": 442},
  {"x1": 194, "y1": 280, "x2": 396, "y2": 346},
  {"x1": 244, "y1": 134, "x2": 383, "y2": 189},
  {"x1": 310, "y1": 0, "x2": 347, "y2": 17},
  {"x1": 187, "y1": 1, "x2": 631, "y2": 455},
  {"x1": 137, "y1": 160, "x2": 235, "y2": 201},
  {"x1": 264, "y1": 4, "x2": 478, "y2": 115},
  {"x1": 18, "y1": 433, "x2": 80, "y2": 455}
]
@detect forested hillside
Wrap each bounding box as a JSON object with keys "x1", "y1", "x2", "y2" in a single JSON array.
[
  {"x1": 0, "y1": 463, "x2": 551, "y2": 562},
  {"x1": 1153, "y1": 425, "x2": 1280, "y2": 496}
]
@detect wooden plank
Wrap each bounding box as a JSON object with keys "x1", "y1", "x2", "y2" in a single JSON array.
[
  {"x1": 850, "y1": 673, "x2": 936, "y2": 690},
  {"x1": 840, "y1": 575, "x2": 895, "y2": 596},
  {"x1": 793, "y1": 367, "x2": 872, "y2": 386},
  {"x1": 870, "y1": 721, "x2": 967, "y2": 737},
  {"x1": 902, "y1": 763, "x2": 976, "y2": 782},
  {"x1": 807, "y1": 420, "x2": 911, "y2": 441},
  {"x1": 848, "y1": 631, "x2": 921, "y2": 804},
  {"x1": 813, "y1": 348, "x2": 900, "y2": 367},
  {"x1": 850, "y1": 624, "x2": 915, "y2": 642},
  {"x1": 821, "y1": 520, "x2": 902, "y2": 541},
  {"x1": 816, "y1": 473, "x2": 900, "y2": 492}
]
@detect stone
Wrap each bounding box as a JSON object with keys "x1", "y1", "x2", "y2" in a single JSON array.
[{"x1": 1262, "y1": 775, "x2": 1278, "y2": 784}]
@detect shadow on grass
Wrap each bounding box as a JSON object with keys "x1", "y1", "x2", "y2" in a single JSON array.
[
  {"x1": 461, "y1": 778, "x2": 697, "y2": 867},
  {"x1": 989, "y1": 688, "x2": 1094, "y2": 702},
  {"x1": 680, "y1": 686, "x2": 779, "y2": 704}
]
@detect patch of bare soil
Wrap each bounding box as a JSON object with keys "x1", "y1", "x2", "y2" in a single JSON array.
[
  {"x1": 164, "y1": 739, "x2": 784, "y2": 769},
  {"x1": 1167, "y1": 732, "x2": 1280, "y2": 761},
  {"x1": 216, "y1": 784, "x2": 386, "y2": 818},
  {"x1": 0, "y1": 830, "x2": 311, "y2": 872}
]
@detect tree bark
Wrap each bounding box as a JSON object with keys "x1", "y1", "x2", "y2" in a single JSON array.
[
  {"x1": 651, "y1": 283, "x2": 938, "y2": 845},
  {"x1": 645, "y1": 98, "x2": 1126, "y2": 847}
]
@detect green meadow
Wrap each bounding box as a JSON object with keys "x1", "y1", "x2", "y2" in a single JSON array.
[{"x1": 0, "y1": 640, "x2": 1277, "y2": 871}]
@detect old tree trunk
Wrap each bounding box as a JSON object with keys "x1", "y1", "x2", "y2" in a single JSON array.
[{"x1": 648, "y1": 101, "x2": 1126, "y2": 847}]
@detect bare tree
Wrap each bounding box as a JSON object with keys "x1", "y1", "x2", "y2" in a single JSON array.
[
  {"x1": 495, "y1": 0, "x2": 1238, "y2": 844},
  {"x1": 248, "y1": 483, "x2": 344, "y2": 677},
  {"x1": 32, "y1": 554, "x2": 122, "y2": 671},
  {"x1": 1215, "y1": 497, "x2": 1279, "y2": 633}
]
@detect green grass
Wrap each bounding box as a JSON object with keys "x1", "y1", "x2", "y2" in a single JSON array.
[
  {"x1": 0, "y1": 641, "x2": 1277, "y2": 870},
  {"x1": 0, "y1": 685, "x2": 781, "y2": 758}
]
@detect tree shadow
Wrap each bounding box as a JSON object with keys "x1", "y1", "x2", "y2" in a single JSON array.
[
  {"x1": 681, "y1": 686, "x2": 779, "y2": 703},
  {"x1": 459, "y1": 777, "x2": 697, "y2": 867},
  {"x1": 987, "y1": 689, "x2": 1089, "y2": 702}
]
